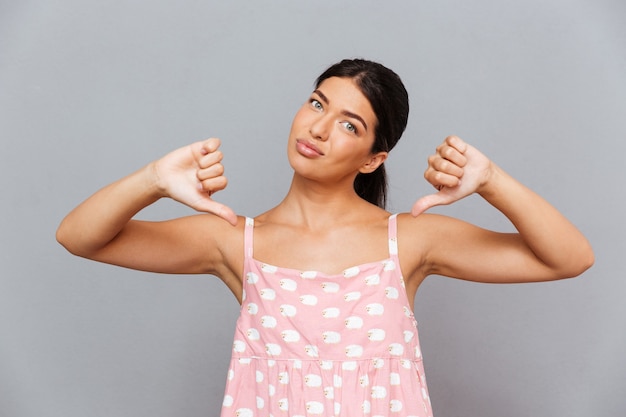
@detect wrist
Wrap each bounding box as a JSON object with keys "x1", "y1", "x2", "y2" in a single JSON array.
[
  {"x1": 142, "y1": 162, "x2": 168, "y2": 199},
  {"x1": 476, "y1": 162, "x2": 504, "y2": 200}
]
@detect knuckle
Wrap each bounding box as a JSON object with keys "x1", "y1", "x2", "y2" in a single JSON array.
[{"x1": 214, "y1": 163, "x2": 225, "y2": 176}]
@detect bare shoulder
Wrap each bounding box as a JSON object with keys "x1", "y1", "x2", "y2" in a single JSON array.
[
  {"x1": 395, "y1": 212, "x2": 476, "y2": 285},
  {"x1": 178, "y1": 213, "x2": 246, "y2": 272},
  {"x1": 100, "y1": 213, "x2": 247, "y2": 282}
]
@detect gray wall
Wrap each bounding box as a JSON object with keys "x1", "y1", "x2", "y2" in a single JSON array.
[{"x1": 1, "y1": 1, "x2": 624, "y2": 416}]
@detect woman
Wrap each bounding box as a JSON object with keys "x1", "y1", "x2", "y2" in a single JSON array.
[{"x1": 57, "y1": 59, "x2": 593, "y2": 417}]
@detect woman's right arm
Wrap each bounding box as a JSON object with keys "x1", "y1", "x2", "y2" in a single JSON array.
[{"x1": 56, "y1": 138, "x2": 239, "y2": 276}]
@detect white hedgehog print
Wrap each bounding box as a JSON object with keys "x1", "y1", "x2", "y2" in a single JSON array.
[
  {"x1": 278, "y1": 398, "x2": 289, "y2": 411},
  {"x1": 388, "y1": 343, "x2": 404, "y2": 356},
  {"x1": 278, "y1": 372, "x2": 289, "y2": 384},
  {"x1": 365, "y1": 274, "x2": 381, "y2": 286},
  {"x1": 265, "y1": 343, "x2": 281, "y2": 356},
  {"x1": 345, "y1": 316, "x2": 364, "y2": 329},
  {"x1": 246, "y1": 328, "x2": 260, "y2": 341},
  {"x1": 366, "y1": 303, "x2": 384, "y2": 315},
  {"x1": 385, "y1": 286, "x2": 399, "y2": 299},
  {"x1": 322, "y1": 307, "x2": 340, "y2": 318},
  {"x1": 304, "y1": 374, "x2": 322, "y2": 387},
  {"x1": 390, "y1": 399, "x2": 403, "y2": 412},
  {"x1": 403, "y1": 330, "x2": 414, "y2": 342},
  {"x1": 343, "y1": 266, "x2": 360, "y2": 278},
  {"x1": 344, "y1": 291, "x2": 361, "y2": 302},
  {"x1": 345, "y1": 344, "x2": 364, "y2": 358},
  {"x1": 246, "y1": 303, "x2": 259, "y2": 315},
  {"x1": 235, "y1": 408, "x2": 253, "y2": 417},
  {"x1": 233, "y1": 340, "x2": 245, "y2": 353},
  {"x1": 260, "y1": 315, "x2": 277, "y2": 328},
  {"x1": 321, "y1": 282, "x2": 340, "y2": 293},
  {"x1": 300, "y1": 270, "x2": 317, "y2": 279},
  {"x1": 279, "y1": 304, "x2": 296, "y2": 317},
  {"x1": 299, "y1": 294, "x2": 318, "y2": 306},
  {"x1": 306, "y1": 401, "x2": 324, "y2": 415},
  {"x1": 382, "y1": 260, "x2": 396, "y2": 271},
  {"x1": 322, "y1": 331, "x2": 341, "y2": 344},
  {"x1": 279, "y1": 278, "x2": 297, "y2": 291},
  {"x1": 372, "y1": 358, "x2": 385, "y2": 368},
  {"x1": 260, "y1": 288, "x2": 276, "y2": 300},
  {"x1": 390, "y1": 372, "x2": 401, "y2": 385},
  {"x1": 371, "y1": 386, "x2": 387, "y2": 399},
  {"x1": 367, "y1": 328, "x2": 386, "y2": 341},
  {"x1": 246, "y1": 272, "x2": 259, "y2": 284},
  {"x1": 304, "y1": 345, "x2": 319, "y2": 357},
  {"x1": 280, "y1": 329, "x2": 300, "y2": 343}
]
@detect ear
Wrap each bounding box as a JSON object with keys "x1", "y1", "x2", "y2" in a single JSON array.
[{"x1": 359, "y1": 151, "x2": 388, "y2": 174}]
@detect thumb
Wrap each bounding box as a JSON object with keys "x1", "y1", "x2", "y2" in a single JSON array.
[
  {"x1": 191, "y1": 197, "x2": 238, "y2": 226},
  {"x1": 411, "y1": 191, "x2": 456, "y2": 216}
]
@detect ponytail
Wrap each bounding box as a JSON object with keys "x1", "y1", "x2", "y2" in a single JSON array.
[{"x1": 354, "y1": 164, "x2": 387, "y2": 209}]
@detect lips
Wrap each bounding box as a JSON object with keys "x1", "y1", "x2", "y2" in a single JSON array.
[{"x1": 296, "y1": 139, "x2": 325, "y2": 157}]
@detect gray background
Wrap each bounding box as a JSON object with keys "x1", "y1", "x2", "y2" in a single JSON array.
[{"x1": 1, "y1": 1, "x2": 624, "y2": 416}]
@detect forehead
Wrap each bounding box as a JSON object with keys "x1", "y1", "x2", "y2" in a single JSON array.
[{"x1": 315, "y1": 77, "x2": 377, "y2": 127}]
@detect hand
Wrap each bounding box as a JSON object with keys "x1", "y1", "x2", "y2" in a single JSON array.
[
  {"x1": 153, "y1": 138, "x2": 237, "y2": 225},
  {"x1": 411, "y1": 136, "x2": 492, "y2": 216}
]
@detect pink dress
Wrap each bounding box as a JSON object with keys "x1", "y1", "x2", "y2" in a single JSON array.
[{"x1": 220, "y1": 214, "x2": 433, "y2": 417}]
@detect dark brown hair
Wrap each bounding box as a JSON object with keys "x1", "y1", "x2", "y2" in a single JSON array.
[{"x1": 316, "y1": 59, "x2": 409, "y2": 208}]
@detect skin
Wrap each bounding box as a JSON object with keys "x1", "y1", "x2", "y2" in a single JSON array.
[{"x1": 56, "y1": 76, "x2": 594, "y2": 309}]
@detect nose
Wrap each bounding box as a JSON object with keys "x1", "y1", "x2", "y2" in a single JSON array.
[{"x1": 309, "y1": 114, "x2": 331, "y2": 141}]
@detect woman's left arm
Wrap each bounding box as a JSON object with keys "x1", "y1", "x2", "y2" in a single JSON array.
[{"x1": 408, "y1": 136, "x2": 594, "y2": 283}]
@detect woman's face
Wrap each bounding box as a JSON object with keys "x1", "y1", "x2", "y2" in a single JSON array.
[{"x1": 287, "y1": 76, "x2": 385, "y2": 183}]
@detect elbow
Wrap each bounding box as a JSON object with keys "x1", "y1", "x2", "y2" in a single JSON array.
[
  {"x1": 576, "y1": 247, "x2": 595, "y2": 276},
  {"x1": 559, "y1": 244, "x2": 595, "y2": 279},
  {"x1": 56, "y1": 221, "x2": 74, "y2": 254},
  {"x1": 56, "y1": 219, "x2": 84, "y2": 257}
]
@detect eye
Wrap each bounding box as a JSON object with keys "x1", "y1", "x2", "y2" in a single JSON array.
[
  {"x1": 342, "y1": 121, "x2": 358, "y2": 134},
  {"x1": 310, "y1": 99, "x2": 323, "y2": 111}
]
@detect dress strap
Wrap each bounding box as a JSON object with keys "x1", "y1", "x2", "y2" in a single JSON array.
[
  {"x1": 244, "y1": 217, "x2": 255, "y2": 258},
  {"x1": 387, "y1": 213, "x2": 399, "y2": 257}
]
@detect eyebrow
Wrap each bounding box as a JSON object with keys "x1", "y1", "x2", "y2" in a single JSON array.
[{"x1": 313, "y1": 89, "x2": 369, "y2": 132}]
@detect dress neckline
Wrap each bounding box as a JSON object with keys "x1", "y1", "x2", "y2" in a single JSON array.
[{"x1": 249, "y1": 256, "x2": 395, "y2": 279}]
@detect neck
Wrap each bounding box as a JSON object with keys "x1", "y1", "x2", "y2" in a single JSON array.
[{"x1": 271, "y1": 173, "x2": 368, "y2": 228}]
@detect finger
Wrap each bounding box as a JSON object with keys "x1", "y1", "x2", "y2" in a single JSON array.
[
  {"x1": 190, "y1": 197, "x2": 238, "y2": 226},
  {"x1": 424, "y1": 165, "x2": 461, "y2": 189},
  {"x1": 428, "y1": 154, "x2": 464, "y2": 179},
  {"x1": 444, "y1": 135, "x2": 468, "y2": 154},
  {"x1": 191, "y1": 138, "x2": 222, "y2": 161},
  {"x1": 197, "y1": 150, "x2": 224, "y2": 170},
  {"x1": 411, "y1": 191, "x2": 456, "y2": 216},
  {"x1": 197, "y1": 162, "x2": 225, "y2": 182},
  {"x1": 197, "y1": 175, "x2": 228, "y2": 195},
  {"x1": 437, "y1": 143, "x2": 467, "y2": 168}
]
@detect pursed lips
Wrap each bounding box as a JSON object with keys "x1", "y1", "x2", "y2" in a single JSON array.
[{"x1": 296, "y1": 139, "x2": 325, "y2": 156}]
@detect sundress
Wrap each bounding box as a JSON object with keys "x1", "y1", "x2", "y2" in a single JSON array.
[{"x1": 220, "y1": 214, "x2": 433, "y2": 416}]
